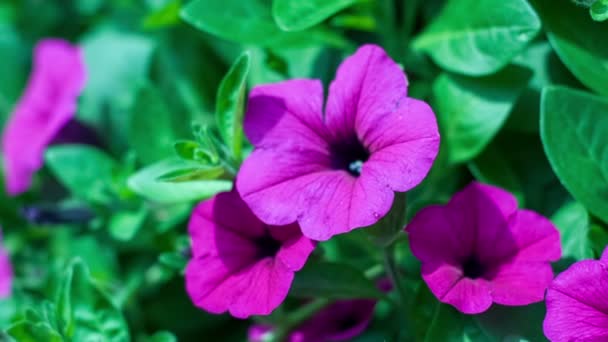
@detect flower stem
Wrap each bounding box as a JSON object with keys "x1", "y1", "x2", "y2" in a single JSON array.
[
  {"x1": 383, "y1": 244, "x2": 407, "y2": 308},
  {"x1": 268, "y1": 298, "x2": 330, "y2": 342}
]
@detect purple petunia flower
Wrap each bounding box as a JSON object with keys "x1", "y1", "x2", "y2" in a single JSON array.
[
  {"x1": 248, "y1": 299, "x2": 377, "y2": 342},
  {"x1": 237, "y1": 44, "x2": 439, "y2": 241},
  {"x1": 0, "y1": 231, "x2": 12, "y2": 298},
  {"x1": 185, "y1": 190, "x2": 315, "y2": 318},
  {"x1": 2, "y1": 39, "x2": 86, "y2": 195},
  {"x1": 543, "y1": 246, "x2": 608, "y2": 341},
  {"x1": 406, "y1": 182, "x2": 561, "y2": 314}
]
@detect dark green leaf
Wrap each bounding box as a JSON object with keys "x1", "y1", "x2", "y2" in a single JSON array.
[
  {"x1": 424, "y1": 303, "x2": 487, "y2": 342},
  {"x1": 156, "y1": 166, "x2": 225, "y2": 183},
  {"x1": 45, "y1": 145, "x2": 118, "y2": 205},
  {"x1": 433, "y1": 65, "x2": 532, "y2": 163},
  {"x1": 413, "y1": 0, "x2": 540, "y2": 75},
  {"x1": 272, "y1": 0, "x2": 357, "y2": 31},
  {"x1": 128, "y1": 158, "x2": 231, "y2": 203},
  {"x1": 530, "y1": 0, "x2": 608, "y2": 96},
  {"x1": 366, "y1": 192, "x2": 407, "y2": 247},
  {"x1": 130, "y1": 84, "x2": 179, "y2": 164},
  {"x1": 541, "y1": 86, "x2": 608, "y2": 224},
  {"x1": 290, "y1": 261, "x2": 383, "y2": 299},
  {"x1": 216, "y1": 52, "x2": 250, "y2": 160}
]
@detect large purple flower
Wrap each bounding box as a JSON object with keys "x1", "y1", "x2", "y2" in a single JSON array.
[
  {"x1": 185, "y1": 190, "x2": 315, "y2": 318},
  {"x1": 248, "y1": 299, "x2": 376, "y2": 342},
  {"x1": 2, "y1": 39, "x2": 86, "y2": 195},
  {"x1": 407, "y1": 182, "x2": 561, "y2": 314},
  {"x1": 543, "y1": 246, "x2": 608, "y2": 341},
  {"x1": 237, "y1": 44, "x2": 439, "y2": 241}
]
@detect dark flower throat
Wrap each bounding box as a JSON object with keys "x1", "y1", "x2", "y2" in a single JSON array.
[
  {"x1": 255, "y1": 234, "x2": 282, "y2": 259},
  {"x1": 462, "y1": 256, "x2": 485, "y2": 279},
  {"x1": 330, "y1": 137, "x2": 370, "y2": 177}
]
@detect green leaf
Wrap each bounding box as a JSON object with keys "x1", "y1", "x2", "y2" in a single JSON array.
[
  {"x1": 6, "y1": 320, "x2": 63, "y2": 342},
  {"x1": 413, "y1": 0, "x2": 540, "y2": 75},
  {"x1": 159, "y1": 252, "x2": 188, "y2": 273},
  {"x1": 128, "y1": 158, "x2": 232, "y2": 203},
  {"x1": 541, "y1": 86, "x2": 608, "y2": 225},
  {"x1": 45, "y1": 145, "x2": 118, "y2": 205},
  {"x1": 180, "y1": 0, "x2": 347, "y2": 48},
  {"x1": 56, "y1": 259, "x2": 129, "y2": 341},
  {"x1": 433, "y1": 65, "x2": 531, "y2": 163},
  {"x1": 216, "y1": 52, "x2": 250, "y2": 161},
  {"x1": 366, "y1": 192, "x2": 407, "y2": 247},
  {"x1": 469, "y1": 144, "x2": 525, "y2": 206},
  {"x1": 424, "y1": 304, "x2": 487, "y2": 342},
  {"x1": 551, "y1": 201, "x2": 593, "y2": 261},
  {"x1": 290, "y1": 261, "x2": 383, "y2": 299},
  {"x1": 530, "y1": 0, "x2": 608, "y2": 96},
  {"x1": 272, "y1": 0, "x2": 357, "y2": 31},
  {"x1": 143, "y1": 331, "x2": 178, "y2": 342},
  {"x1": 108, "y1": 207, "x2": 148, "y2": 241},
  {"x1": 156, "y1": 166, "x2": 225, "y2": 183},
  {"x1": 591, "y1": 0, "x2": 608, "y2": 21},
  {"x1": 142, "y1": 0, "x2": 182, "y2": 29},
  {"x1": 173, "y1": 140, "x2": 213, "y2": 163},
  {"x1": 130, "y1": 84, "x2": 179, "y2": 164},
  {"x1": 79, "y1": 26, "x2": 155, "y2": 151}
]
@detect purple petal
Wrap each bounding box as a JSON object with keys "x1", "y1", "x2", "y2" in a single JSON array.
[
  {"x1": 325, "y1": 44, "x2": 408, "y2": 142},
  {"x1": 488, "y1": 261, "x2": 554, "y2": 306},
  {"x1": 238, "y1": 148, "x2": 394, "y2": 241},
  {"x1": 2, "y1": 39, "x2": 86, "y2": 195},
  {"x1": 244, "y1": 79, "x2": 328, "y2": 150},
  {"x1": 422, "y1": 263, "x2": 492, "y2": 314},
  {"x1": 502, "y1": 210, "x2": 561, "y2": 263},
  {"x1": 544, "y1": 260, "x2": 608, "y2": 341}
]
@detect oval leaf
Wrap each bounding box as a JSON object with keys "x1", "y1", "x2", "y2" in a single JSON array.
[
  {"x1": 413, "y1": 0, "x2": 541, "y2": 75},
  {"x1": 541, "y1": 86, "x2": 608, "y2": 224},
  {"x1": 127, "y1": 158, "x2": 232, "y2": 203},
  {"x1": 290, "y1": 261, "x2": 383, "y2": 300},
  {"x1": 272, "y1": 0, "x2": 357, "y2": 31}
]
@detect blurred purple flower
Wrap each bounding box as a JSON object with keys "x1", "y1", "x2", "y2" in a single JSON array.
[
  {"x1": 543, "y1": 246, "x2": 608, "y2": 341},
  {"x1": 0, "y1": 231, "x2": 12, "y2": 298},
  {"x1": 248, "y1": 299, "x2": 377, "y2": 342},
  {"x1": 185, "y1": 190, "x2": 315, "y2": 318},
  {"x1": 407, "y1": 182, "x2": 561, "y2": 314},
  {"x1": 237, "y1": 44, "x2": 439, "y2": 241},
  {"x1": 2, "y1": 39, "x2": 86, "y2": 196}
]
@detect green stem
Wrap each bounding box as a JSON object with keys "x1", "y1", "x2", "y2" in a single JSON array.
[
  {"x1": 383, "y1": 244, "x2": 407, "y2": 308},
  {"x1": 269, "y1": 298, "x2": 331, "y2": 342}
]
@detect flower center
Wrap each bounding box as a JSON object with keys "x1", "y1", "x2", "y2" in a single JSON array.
[
  {"x1": 255, "y1": 233, "x2": 282, "y2": 259},
  {"x1": 329, "y1": 137, "x2": 370, "y2": 177},
  {"x1": 462, "y1": 256, "x2": 485, "y2": 279}
]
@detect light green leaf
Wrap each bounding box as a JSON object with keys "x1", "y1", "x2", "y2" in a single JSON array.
[
  {"x1": 6, "y1": 321, "x2": 63, "y2": 342},
  {"x1": 128, "y1": 158, "x2": 232, "y2": 203},
  {"x1": 216, "y1": 52, "x2": 250, "y2": 160},
  {"x1": 180, "y1": 0, "x2": 347, "y2": 48},
  {"x1": 156, "y1": 166, "x2": 225, "y2": 183},
  {"x1": 272, "y1": 0, "x2": 357, "y2": 31},
  {"x1": 551, "y1": 201, "x2": 593, "y2": 260},
  {"x1": 591, "y1": 0, "x2": 608, "y2": 21},
  {"x1": 108, "y1": 207, "x2": 148, "y2": 241},
  {"x1": 433, "y1": 65, "x2": 531, "y2": 163},
  {"x1": 290, "y1": 261, "x2": 383, "y2": 299},
  {"x1": 530, "y1": 0, "x2": 608, "y2": 96},
  {"x1": 142, "y1": 0, "x2": 182, "y2": 29},
  {"x1": 413, "y1": 0, "x2": 540, "y2": 75},
  {"x1": 541, "y1": 86, "x2": 608, "y2": 225},
  {"x1": 45, "y1": 145, "x2": 118, "y2": 205},
  {"x1": 130, "y1": 84, "x2": 179, "y2": 164},
  {"x1": 56, "y1": 259, "x2": 129, "y2": 341}
]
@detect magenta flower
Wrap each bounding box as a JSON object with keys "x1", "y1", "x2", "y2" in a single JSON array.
[
  {"x1": 185, "y1": 190, "x2": 315, "y2": 318},
  {"x1": 236, "y1": 44, "x2": 439, "y2": 241},
  {"x1": 407, "y1": 182, "x2": 561, "y2": 314},
  {"x1": 2, "y1": 39, "x2": 86, "y2": 195},
  {"x1": 248, "y1": 299, "x2": 377, "y2": 342},
  {"x1": 543, "y1": 246, "x2": 608, "y2": 341}
]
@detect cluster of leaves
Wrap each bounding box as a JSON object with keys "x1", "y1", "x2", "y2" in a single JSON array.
[{"x1": 0, "y1": 0, "x2": 607, "y2": 341}]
